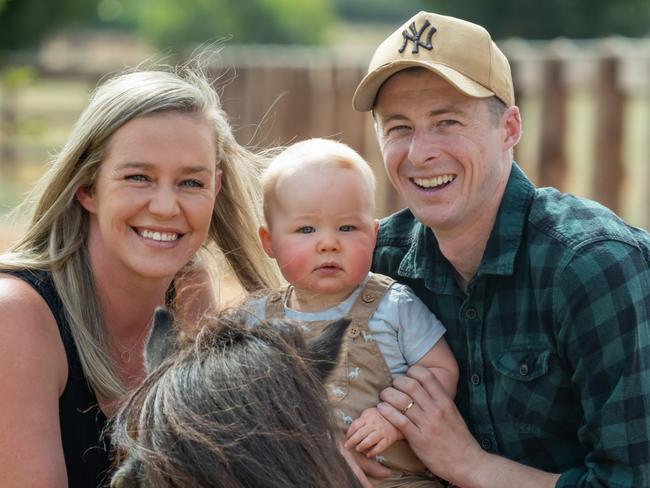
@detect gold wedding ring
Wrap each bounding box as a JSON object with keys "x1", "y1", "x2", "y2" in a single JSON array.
[{"x1": 401, "y1": 400, "x2": 415, "y2": 414}]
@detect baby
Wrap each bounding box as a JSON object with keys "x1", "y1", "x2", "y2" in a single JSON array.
[{"x1": 253, "y1": 138, "x2": 458, "y2": 487}]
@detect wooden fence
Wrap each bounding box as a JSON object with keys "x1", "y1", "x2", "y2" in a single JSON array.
[{"x1": 1, "y1": 40, "x2": 650, "y2": 227}]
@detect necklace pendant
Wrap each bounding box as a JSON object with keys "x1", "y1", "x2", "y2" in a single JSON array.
[{"x1": 120, "y1": 350, "x2": 131, "y2": 363}]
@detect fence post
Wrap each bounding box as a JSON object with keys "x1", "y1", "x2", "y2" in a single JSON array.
[
  {"x1": 592, "y1": 56, "x2": 624, "y2": 213},
  {"x1": 537, "y1": 58, "x2": 568, "y2": 190}
]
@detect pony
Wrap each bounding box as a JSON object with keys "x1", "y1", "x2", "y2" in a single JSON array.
[{"x1": 110, "y1": 308, "x2": 360, "y2": 487}]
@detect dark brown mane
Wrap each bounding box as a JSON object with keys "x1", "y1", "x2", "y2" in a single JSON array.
[{"x1": 110, "y1": 310, "x2": 359, "y2": 487}]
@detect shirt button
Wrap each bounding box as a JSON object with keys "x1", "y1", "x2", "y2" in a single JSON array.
[
  {"x1": 480, "y1": 438, "x2": 492, "y2": 450},
  {"x1": 470, "y1": 373, "x2": 481, "y2": 385},
  {"x1": 465, "y1": 307, "x2": 477, "y2": 320},
  {"x1": 519, "y1": 364, "x2": 529, "y2": 376}
]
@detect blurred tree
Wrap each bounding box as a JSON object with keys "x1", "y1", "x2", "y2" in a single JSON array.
[
  {"x1": 0, "y1": 0, "x2": 334, "y2": 50},
  {"x1": 333, "y1": 0, "x2": 650, "y2": 39},
  {"x1": 120, "y1": 0, "x2": 334, "y2": 47},
  {"x1": 417, "y1": 0, "x2": 650, "y2": 39},
  {"x1": 332, "y1": 0, "x2": 429, "y2": 23},
  {"x1": 0, "y1": 0, "x2": 99, "y2": 49}
]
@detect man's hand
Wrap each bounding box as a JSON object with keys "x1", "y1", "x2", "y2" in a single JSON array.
[
  {"x1": 377, "y1": 365, "x2": 485, "y2": 484},
  {"x1": 345, "y1": 407, "x2": 404, "y2": 457}
]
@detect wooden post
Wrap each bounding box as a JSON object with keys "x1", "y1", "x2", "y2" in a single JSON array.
[
  {"x1": 592, "y1": 57, "x2": 624, "y2": 213},
  {"x1": 537, "y1": 58, "x2": 568, "y2": 190}
]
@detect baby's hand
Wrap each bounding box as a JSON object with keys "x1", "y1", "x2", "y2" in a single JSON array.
[{"x1": 345, "y1": 407, "x2": 404, "y2": 457}]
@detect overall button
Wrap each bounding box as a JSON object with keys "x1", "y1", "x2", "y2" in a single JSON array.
[
  {"x1": 519, "y1": 364, "x2": 529, "y2": 376},
  {"x1": 470, "y1": 373, "x2": 481, "y2": 385},
  {"x1": 465, "y1": 308, "x2": 477, "y2": 320},
  {"x1": 362, "y1": 293, "x2": 376, "y2": 303},
  {"x1": 480, "y1": 438, "x2": 492, "y2": 450},
  {"x1": 348, "y1": 326, "x2": 360, "y2": 338}
]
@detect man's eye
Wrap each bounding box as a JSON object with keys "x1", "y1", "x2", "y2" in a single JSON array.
[
  {"x1": 181, "y1": 179, "x2": 204, "y2": 188},
  {"x1": 297, "y1": 226, "x2": 315, "y2": 234},
  {"x1": 386, "y1": 125, "x2": 410, "y2": 135},
  {"x1": 339, "y1": 225, "x2": 355, "y2": 232},
  {"x1": 438, "y1": 119, "x2": 460, "y2": 127}
]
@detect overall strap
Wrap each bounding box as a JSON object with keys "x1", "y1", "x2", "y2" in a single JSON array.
[
  {"x1": 264, "y1": 285, "x2": 291, "y2": 320},
  {"x1": 347, "y1": 273, "x2": 395, "y2": 331}
]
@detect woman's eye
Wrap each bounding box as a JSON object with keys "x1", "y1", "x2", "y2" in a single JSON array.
[
  {"x1": 181, "y1": 179, "x2": 204, "y2": 188},
  {"x1": 339, "y1": 225, "x2": 355, "y2": 232},
  {"x1": 125, "y1": 174, "x2": 148, "y2": 182},
  {"x1": 297, "y1": 226, "x2": 315, "y2": 234}
]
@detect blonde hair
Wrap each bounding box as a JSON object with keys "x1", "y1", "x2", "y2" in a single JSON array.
[
  {"x1": 0, "y1": 66, "x2": 280, "y2": 401},
  {"x1": 261, "y1": 138, "x2": 376, "y2": 226}
]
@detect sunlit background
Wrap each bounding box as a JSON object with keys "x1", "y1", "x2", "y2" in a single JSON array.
[{"x1": 2, "y1": 0, "x2": 650, "y2": 255}]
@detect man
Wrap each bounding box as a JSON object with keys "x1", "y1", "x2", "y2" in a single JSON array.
[{"x1": 352, "y1": 11, "x2": 650, "y2": 487}]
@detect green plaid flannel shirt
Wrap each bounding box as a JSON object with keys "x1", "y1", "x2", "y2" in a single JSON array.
[{"x1": 372, "y1": 163, "x2": 650, "y2": 487}]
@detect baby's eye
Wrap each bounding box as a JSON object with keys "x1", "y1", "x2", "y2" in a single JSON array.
[
  {"x1": 297, "y1": 226, "x2": 315, "y2": 234},
  {"x1": 181, "y1": 179, "x2": 204, "y2": 188},
  {"x1": 339, "y1": 225, "x2": 355, "y2": 232}
]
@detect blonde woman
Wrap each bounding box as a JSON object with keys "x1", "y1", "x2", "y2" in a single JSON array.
[{"x1": 0, "y1": 66, "x2": 279, "y2": 487}]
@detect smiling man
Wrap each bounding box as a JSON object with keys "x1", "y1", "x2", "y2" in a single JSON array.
[{"x1": 353, "y1": 11, "x2": 650, "y2": 488}]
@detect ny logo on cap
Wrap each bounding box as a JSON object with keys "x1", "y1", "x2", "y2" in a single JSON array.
[{"x1": 399, "y1": 19, "x2": 436, "y2": 54}]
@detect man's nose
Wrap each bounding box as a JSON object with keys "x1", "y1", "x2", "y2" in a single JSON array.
[{"x1": 408, "y1": 128, "x2": 442, "y2": 166}]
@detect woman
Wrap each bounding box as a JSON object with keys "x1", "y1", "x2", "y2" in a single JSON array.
[{"x1": 0, "y1": 66, "x2": 279, "y2": 487}]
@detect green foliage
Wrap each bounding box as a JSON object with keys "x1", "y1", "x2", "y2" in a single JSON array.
[
  {"x1": 120, "y1": 0, "x2": 334, "y2": 47},
  {"x1": 1, "y1": 0, "x2": 650, "y2": 51},
  {"x1": 0, "y1": 0, "x2": 100, "y2": 49},
  {"x1": 0, "y1": 0, "x2": 335, "y2": 50},
  {"x1": 1, "y1": 66, "x2": 35, "y2": 88},
  {"x1": 420, "y1": 0, "x2": 650, "y2": 39}
]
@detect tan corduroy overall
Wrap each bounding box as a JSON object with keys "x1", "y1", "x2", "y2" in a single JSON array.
[{"x1": 266, "y1": 273, "x2": 445, "y2": 488}]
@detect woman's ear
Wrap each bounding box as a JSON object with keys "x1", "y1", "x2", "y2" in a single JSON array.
[
  {"x1": 258, "y1": 225, "x2": 275, "y2": 258},
  {"x1": 75, "y1": 185, "x2": 97, "y2": 214}
]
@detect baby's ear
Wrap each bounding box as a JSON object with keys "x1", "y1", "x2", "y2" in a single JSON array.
[
  {"x1": 144, "y1": 307, "x2": 176, "y2": 373},
  {"x1": 259, "y1": 225, "x2": 275, "y2": 258},
  {"x1": 306, "y1": 318, "x2": 350, "y2": 382}
]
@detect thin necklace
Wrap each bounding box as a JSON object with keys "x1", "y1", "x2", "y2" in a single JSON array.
[{"x1": 110, "y1": 321, "x2": 152, "y2": 364}]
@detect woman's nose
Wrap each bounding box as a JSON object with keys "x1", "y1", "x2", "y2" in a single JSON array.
[{"x1": 148, "y1": 185, "x2": 180, "y2": 218}]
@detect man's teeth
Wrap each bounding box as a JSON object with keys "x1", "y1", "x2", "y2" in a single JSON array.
[
  {"x1": 413, "y1": 174, "x2": 456, "y2": 188},
  {"x1": 140, "y1": 230, "x2": 179, "y2": 242}
]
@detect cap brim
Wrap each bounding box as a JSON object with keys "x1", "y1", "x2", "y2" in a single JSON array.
[{"x1": 352, "y1": 60, "x2": 495, "y2": 112}]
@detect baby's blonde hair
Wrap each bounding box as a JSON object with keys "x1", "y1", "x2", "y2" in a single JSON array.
[{"x1": 262, "y1": 138, "x2": 376, "y2": 226}]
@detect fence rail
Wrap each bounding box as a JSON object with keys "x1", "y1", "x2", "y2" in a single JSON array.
[{"x1": 1, "y1": 40, "x2": 649, "y2": 227}]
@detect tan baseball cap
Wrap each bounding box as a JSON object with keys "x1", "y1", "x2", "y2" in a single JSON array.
[{"x1": 352, "y1": 11, "x2": 514, "y2": 111}]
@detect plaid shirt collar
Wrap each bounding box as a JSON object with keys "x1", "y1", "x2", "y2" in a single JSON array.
[{"x1": 396, "y1": 163, "x2": 535, "y2": 293}]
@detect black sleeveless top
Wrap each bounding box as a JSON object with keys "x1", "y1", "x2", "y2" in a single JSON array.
[{"x1": 9, "y1": 270, "x2": 112, "y2": 487}]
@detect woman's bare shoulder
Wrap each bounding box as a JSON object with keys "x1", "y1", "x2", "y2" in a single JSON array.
[
  {"x1": 0, "y1": 272, "x2": 68, "y2": 388},
  {"x1": 0, "y1": 273, "x2": 69, "y2": 485}
]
